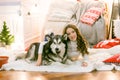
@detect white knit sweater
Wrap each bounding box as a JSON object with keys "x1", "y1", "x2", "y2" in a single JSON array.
[{"x1": 67, "y1": 41, "x2": 89, "y2": 62}]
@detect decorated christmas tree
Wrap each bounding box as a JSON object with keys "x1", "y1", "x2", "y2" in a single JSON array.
[{"x1": 0, "y1": 21, "x2": 14, "y2": 45}]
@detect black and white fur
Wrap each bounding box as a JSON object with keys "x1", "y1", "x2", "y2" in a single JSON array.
[
  {"x1": 25, "y1": 42, "x2": 40, "y2": 62},
  {"x1": 15, "y1": 42, "x2": 40, "y2": 63},
  {"x1": 16, "y1": 33, "x2": 68, "y2": 65},
  {"x1": 42, "y1": 33, "x2": 68, "y2": 65}
]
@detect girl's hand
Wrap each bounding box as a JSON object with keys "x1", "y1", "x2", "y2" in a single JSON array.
[
  {"x1": 36, "y1": 62, "x2": 41, "y2": 66},
  {"x1": 81, "y1": 62, "x2": 88, "y2": 67}
]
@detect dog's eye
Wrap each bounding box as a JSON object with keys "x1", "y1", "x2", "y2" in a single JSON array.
[
  {"x1": 54, "y1": 42, "x2": 56, "y2": 44},
  {"x1": 59, "y1": 42, "x2": 61, "y2": 44}
]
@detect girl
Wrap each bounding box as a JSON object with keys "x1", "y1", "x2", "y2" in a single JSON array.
[{"x1": 63, "y1": 24, "x2": 89, "y2": 67}]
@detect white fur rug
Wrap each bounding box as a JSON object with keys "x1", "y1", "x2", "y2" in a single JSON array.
[{"x1": 1, "y1": 45, "x2": 120, "y2": 72}]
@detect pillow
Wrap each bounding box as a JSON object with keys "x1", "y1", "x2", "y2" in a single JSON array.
[
  {"x1": 93, "y1": 38, "x2": 120, "y2": 49},
  {"x1": 103, "y1": 53, "x2": 120, "y2": 63},
  {"x1": 48, "y1": 0, "x2": 76, "y2": 21},
  {"x1": 80, "y1": 7, "x2": 103, "y2": 26},
  {"x1": 48, "y1": 9, "x2": 73, "y2": 21}
]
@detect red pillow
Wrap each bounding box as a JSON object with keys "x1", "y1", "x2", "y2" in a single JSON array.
[
  {"x1": 93, "y1": 38, "x2": 120, "y2": 49},
  {"x1": 80, "y1": 7, "x2": 103, "y2": 26},
  {"x1": 103, "y1": 54, "x2": 120, "y2": 63}
]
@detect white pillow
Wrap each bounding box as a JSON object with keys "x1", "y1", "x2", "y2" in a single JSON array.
[
  {"x1": 48, "y1": 8, "x2": 73, "y2": 21},
  {"x1": 47, "y1": 0, "x2": 77, "y2": 21}
]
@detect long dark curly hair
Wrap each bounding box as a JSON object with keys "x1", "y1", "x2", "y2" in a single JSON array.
[{"x1": 63, "y1": 24, "x2": 89, "y2": 56}]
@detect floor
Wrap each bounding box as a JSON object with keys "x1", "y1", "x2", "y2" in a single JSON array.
[{"x1": 0, "y1": 70, "x2": 120, "y2": 80}]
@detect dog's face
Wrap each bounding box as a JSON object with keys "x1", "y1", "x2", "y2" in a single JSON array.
[{"x1": 50, "y1": 34, "x2": 67, "y2": 57}]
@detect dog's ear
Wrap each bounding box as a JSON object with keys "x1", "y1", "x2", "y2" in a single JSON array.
[
  {"x1": 45, "y1": 35, "x2": 51, "y2": 41},
  {"x1": 62, "y1": 34, "x2": 67, "y2": 40},
  {"x1": 45, "y1": 32, "x2": 54, "y2": 41},
  {"x1": 50, "y1": 32, "x2": 54, "y2": 37}
]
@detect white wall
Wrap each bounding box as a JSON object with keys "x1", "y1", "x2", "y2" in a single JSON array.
[
  {"x1": 22, "y1": 0, "x2": 52, "y2": 48},
  {"x1": 0, "y1": 0, "x2": 25, "y2": 50},
  {"x1": 0, "y1": 0, "x2": 52, "y2": 50}
]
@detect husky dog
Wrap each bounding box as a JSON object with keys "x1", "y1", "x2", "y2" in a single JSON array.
[
  {"x1": 42, "y1": 33, "x2": 68, "y2": 65},
  {"x1": 16, "y1": 33, "x2": 68, "y2": 65}
]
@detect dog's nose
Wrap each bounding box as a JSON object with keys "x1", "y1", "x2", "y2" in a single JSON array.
[
  {"x1": 55, "y1": 48, "x2": 60, "y2": 53},
  {"x1": 55, "y1": 48, "x2": 59, "y2": 51}
]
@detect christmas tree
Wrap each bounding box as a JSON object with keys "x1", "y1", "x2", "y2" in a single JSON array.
[{"x1": 0, "y1": 21, "x2": 14, "y2": 45}]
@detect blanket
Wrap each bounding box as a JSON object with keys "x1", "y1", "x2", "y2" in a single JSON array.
[{"x1": 1, "y1": 45, "x2": 120, "y2": 72}]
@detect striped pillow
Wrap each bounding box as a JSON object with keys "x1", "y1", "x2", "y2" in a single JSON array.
[
  {"x1": 103, "y1": 53, "x2": 120, "y2": 63},
  {"x1": 80, "y1": 7, "x2": 103, "y2": 26},
  {"x1": 93, "y1": 38, "x2": 120, "y2": 49}
]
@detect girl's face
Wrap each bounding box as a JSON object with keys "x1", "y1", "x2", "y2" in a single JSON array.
[{"x1": 66, "y1": 28, "x2": 77, "y2": 41}]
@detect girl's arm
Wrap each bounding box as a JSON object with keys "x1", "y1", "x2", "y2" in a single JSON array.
[
  {"x1": 83, "y1": 54, "x2": 89, "y2": 62},
  {"x1": 36, "y1": 54, "x2": 42, "y2": 66},
  {"x1": 81, "y1": 54, "x2": 89, "y2": 67},
  {"x1": 36, "y1": 41, "x2": 47, "y2": 66}
]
